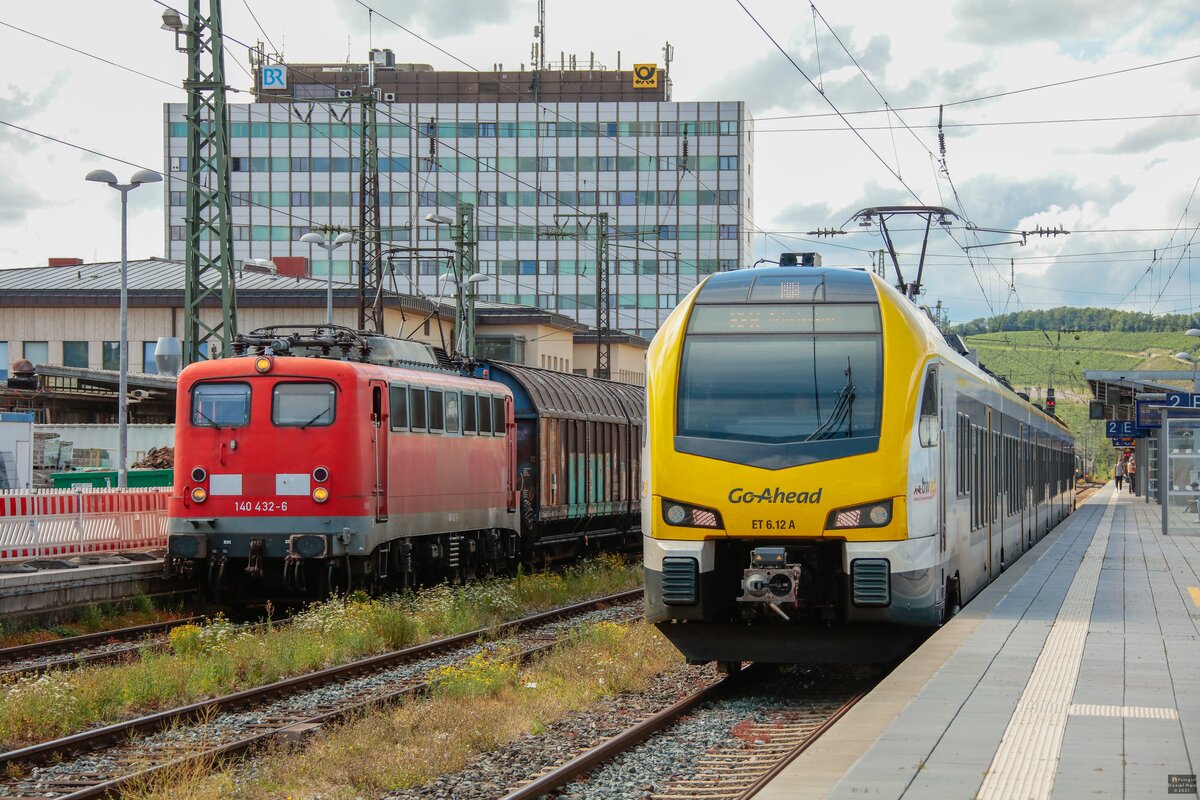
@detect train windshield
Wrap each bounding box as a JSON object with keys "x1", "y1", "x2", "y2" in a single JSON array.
[
  {"x1": 676, "y1": 303, "x2": 883, "y2": 467},
  {"x1": 273, "y1": 383, "x2": 336, "y2": 427},
  {"x1": 191, "y1": 383, "x2": 250, "y2": 428}
]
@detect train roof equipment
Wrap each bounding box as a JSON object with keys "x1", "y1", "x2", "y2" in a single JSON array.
[{"x1": 232, "y1": 325, "x2": 442, "y2": 370}]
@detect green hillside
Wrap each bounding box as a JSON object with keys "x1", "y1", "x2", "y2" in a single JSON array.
[{"x1": 962, "y1": 330, "x2": 1198, "y2": 478}]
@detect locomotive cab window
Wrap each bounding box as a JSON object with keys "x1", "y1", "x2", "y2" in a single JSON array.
[
  {"x1": 676, "y1": 302, "x2": 883, "y2": 468},
  {"x1": 272, "y1": 383, "x2": 335, "y2": 427},
  {"x1": 192, "y1": 382, "x2": 250, "y2": 428}
]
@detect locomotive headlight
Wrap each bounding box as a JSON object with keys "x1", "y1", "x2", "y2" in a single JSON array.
[
  {"x1": 254, "y1": 356, "x2": 272, "y2": 373},
  {"x1": 312, "y1": 466, "x2": 330, "y2": 483},
  {"x1": 191, "y1": 466, "x2": 207, "y2": 483},
  {"x1": 826, "y1": 499, "x2": 894, "y2": 530},
  {"x1": 190, "y1": 487, "x2": 208, "y2": 503},
  {"x1": 312, "y1": 486, "x2": 330, "y2": 503},
  {"x1": 661, "y1": 498, "x2": 723, "y2": 529}
]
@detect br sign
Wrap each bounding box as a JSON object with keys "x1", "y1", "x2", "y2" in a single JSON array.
[{"x1": 261, "y1": 65, "x2": 287, "y2": 90}]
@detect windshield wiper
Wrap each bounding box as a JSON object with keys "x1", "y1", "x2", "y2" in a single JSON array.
[
  {"x1": 805, "y1": 359, "x2": 856, "y2": 441},
  {"x1": 193, "y1": 407, "x2": 223, "y2": 430},
  {"x1": 297, "y1": 409, "x2": 329, "y2": 429}
]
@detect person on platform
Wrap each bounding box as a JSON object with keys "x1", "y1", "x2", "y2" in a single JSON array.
[{"x1": 1114, "y1": 458, "x2": 1125, "y2": 491}]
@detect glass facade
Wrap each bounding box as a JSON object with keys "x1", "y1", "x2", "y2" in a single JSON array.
[{"x1": 165, "y1": 99, "x2": 753, "y2": 334}]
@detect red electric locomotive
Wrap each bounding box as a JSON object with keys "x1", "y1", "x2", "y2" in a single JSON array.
[{"x1": 166, "y1": 327, "x2": 520, "y2": 599}]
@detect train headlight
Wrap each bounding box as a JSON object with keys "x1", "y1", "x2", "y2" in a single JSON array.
[
  {"x1": 312, "y1": 486, "x2": 330, "y2": 503},
  {"x1": 191, "y1": 466, "x2": 207, "y2": 483},
  {"x1": 312, "y1": 466, "x2": 329, "y2": 483},
  {"x1": 826, "y1": 499, "x2": 893, "y2": 530},
  {"x1": 190, "y1": 487, "x2": 208, "y2": 504},
  {"x1": 661, "y1": 498, "x2": 723, "y2": 529},
  {"x1": 254, "y1": 356, "x2": 272, "y2": 373}
]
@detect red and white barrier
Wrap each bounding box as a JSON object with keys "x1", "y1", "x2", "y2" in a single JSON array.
[{"x1": 0, "y1": 488, "x2": 170, "y2": 562}]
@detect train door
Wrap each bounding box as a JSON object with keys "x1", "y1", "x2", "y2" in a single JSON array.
[
  {"x1": 370, "y1": 381, "x2": 388, "y2": 522},
  {"x1": 505, "y1": 396, "x2": 517, "y2": 513},
  {"x1": 985, "y1": 408, "x2": 995, "y2": 579}
]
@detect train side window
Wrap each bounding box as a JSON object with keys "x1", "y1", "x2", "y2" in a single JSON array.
[
  {"x1": 463, "y1": 393, "x2": 477, "y2": 434},
  {"x1": 492, "y1": 397, "x2": 505, "y2": 435},
  {"x1": 918, "y1": 366, "x2": 939, "y2": 447},
  {"x1": 389, "y1": 385, "x2": 408, "y2": 431},
  {"x1": 445, "y1": 392, "x2": 460, "y2": 434},
  {"x1": 192, "y1": 382, "x2": 250, "y2": 427},
  {"x1": 479, "y1": 394, "x2": 493, "y2": 434},
  {"x1": 410, "y1": 387, "x2": 427, "y2": 431},
  {"x1": 434, "y1": 388, "x2": 448, "y2": 431}
]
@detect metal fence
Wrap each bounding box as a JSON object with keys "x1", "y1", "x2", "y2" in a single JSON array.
[{"x1": 0, "y1": 488, "x2": 170, "y2": 562}]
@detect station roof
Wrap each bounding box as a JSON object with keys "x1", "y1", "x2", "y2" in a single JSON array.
[{"x1": 1084, "y1": 370, "x2": 1193, "y2": 421}]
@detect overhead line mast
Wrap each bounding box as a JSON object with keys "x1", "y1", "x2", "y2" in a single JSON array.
[{"x1": 177, "y1": 0, "x2": 237, "y2": 364}]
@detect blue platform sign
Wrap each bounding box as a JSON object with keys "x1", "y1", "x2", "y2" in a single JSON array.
[
  {"x1": 1163, "y1": 392, "x2": 1200, "y2": 409},
  {"x1": 1106, "y1": 420, "x2": 1137, "y2": 438},
  {"x1": 1111, "y1": 437, "x2": 1135, "y2": 448},
  {"x1": 261, "y1": 65, "x2": 287, "y2": 90},
  {"x1": 1136, "y1": 400, "x2": 1164, "y2": 430}
]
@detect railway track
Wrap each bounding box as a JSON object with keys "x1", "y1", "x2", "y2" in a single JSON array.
[
  {"x1": 0, "y1": 589, "x2": 643, "y2": 799},
  {"x1": 0, "y1": 617, "x2": 208, "y2": 679},
  {"x1": 499, "y1": 664, "x2": 872, "y2": 800}
]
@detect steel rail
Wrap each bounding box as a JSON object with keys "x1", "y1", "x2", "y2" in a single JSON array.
[
  {"x1": 733, "y1": 685, "x2": 872, "y2": 799},
  {"x1": 498, "y1": 667, "x2": 745, "y2": 800},
  {"x1": 0, "y1": 588, "x2": 642, "y2": 781},
  {"x1": 0, "y1": 616, "x2": 210, "y2": 679}
]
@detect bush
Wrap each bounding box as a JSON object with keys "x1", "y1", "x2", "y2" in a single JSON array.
[{"x1": 427, "y1": 647, "x2": 519, "y2": 698}]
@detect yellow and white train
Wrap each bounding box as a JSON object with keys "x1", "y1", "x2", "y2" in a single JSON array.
[{"x1": 643, "y1": 264, "x2": 1075, "y2": 665}]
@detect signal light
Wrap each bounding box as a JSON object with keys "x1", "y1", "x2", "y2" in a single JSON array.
[
  {"x1": 312, "y1": 486, "x2": 330, "y2": 503},
  {"x1": 190, "y1": 487, "x2": 208, "y2": 503},
  {"x1": 254, "y1": 356, "x2": 272, "y2": 373}
]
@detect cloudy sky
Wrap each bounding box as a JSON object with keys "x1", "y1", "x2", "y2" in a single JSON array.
[{"x1": 0, "y1": 0, "x2": 1197, "y2": 322}]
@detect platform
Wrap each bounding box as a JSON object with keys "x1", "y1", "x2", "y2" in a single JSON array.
[
  {"x1": 0, "y1": 554, "x2": 182, "y2": 619},
  {"x1": 764, "y1": 485, "x2": 1200, "y2": 799}
]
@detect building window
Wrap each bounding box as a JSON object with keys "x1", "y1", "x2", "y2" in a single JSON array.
[
  {"x1": 233, "y1": 226, "x2": 250, "y2": 241},
  {"x1": 290, "y1": 191, "x2": 310, "y2": 206},
  {"x1": 478, "y1": 122, "x2": 497, "y2": 137},
  {"x1": 230, "y1": 157, "x2": 247, "y2": 172},
  {"x1": 719, "y1": 225, "x2": 738, "y2": 240},
  {"x1": 62, "y1": 341, "x2": 89, "y2": 368},
  {"x1": 418, "y1": 191, "x2": 438, "y2": 206},
  {"x1": 170, "y1": 225, "x2": 186, "y2": 241},
  {"x1": 170, "y1": 157, "x2": 187, "y2": 172},
  {"x1": 618, "y1": 191, "x2": 637, "y2": 206},
  {"x1": 538, "y1": 121, "x2": 557, "y2": 136},
  {"x1": 23, "y1": 341, "x2": 48, "y2": 365},
  {"x1": 476, "y1": 335, "x2": 526, "y2": 363},
  {"x1": 290, "y1": 226, "x2": 311, "y2": 241},
  {"x1": 478, "y1": 225, "x2": 498, "y2": 241},
  {"x1": 720, "y1": 258, "x2": 739, "y2": 271},
  {"x1": 538, "y1": 156, "x2": 556, "y2": 171},
  {"x1": 169, "y1": 191, "x2": 186, "y2": 207},
  {"x1": 417, "y1": 259, "x2": 441, "y2": 275},
  {"x1": 290, "y1": 157, "x2": 309, "y2": 171},
  {"x1": 719, "y1": 190, "x2": 738, "y2": 205},
  {"x1": 598, "y1": 156, "x2": 617, "y2": 171},
  {"x1": 719, "y1": 155, "x2": 738, "y2": 170},
  {"x1": 102, "y1": 341, "x2": 120, "y2": 371},
  {"x1": 142, "y1": 342, "x2": 159, "y2": 374}
]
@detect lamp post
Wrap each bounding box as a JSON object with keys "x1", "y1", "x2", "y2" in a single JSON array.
[
  {"x1": 300, "y1": 231, "x2": 355, "y2": 326},
  {"x1": 85, "y1": 168, "x2": 162, "y2": 488}
]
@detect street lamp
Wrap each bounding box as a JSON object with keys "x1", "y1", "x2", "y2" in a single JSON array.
[
  {"x1": 300, "y1": 231, "x2": 354, "y2": 326},
  {"x1": 86, "y1": 167, "x2": 162, "y2": 488}
]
